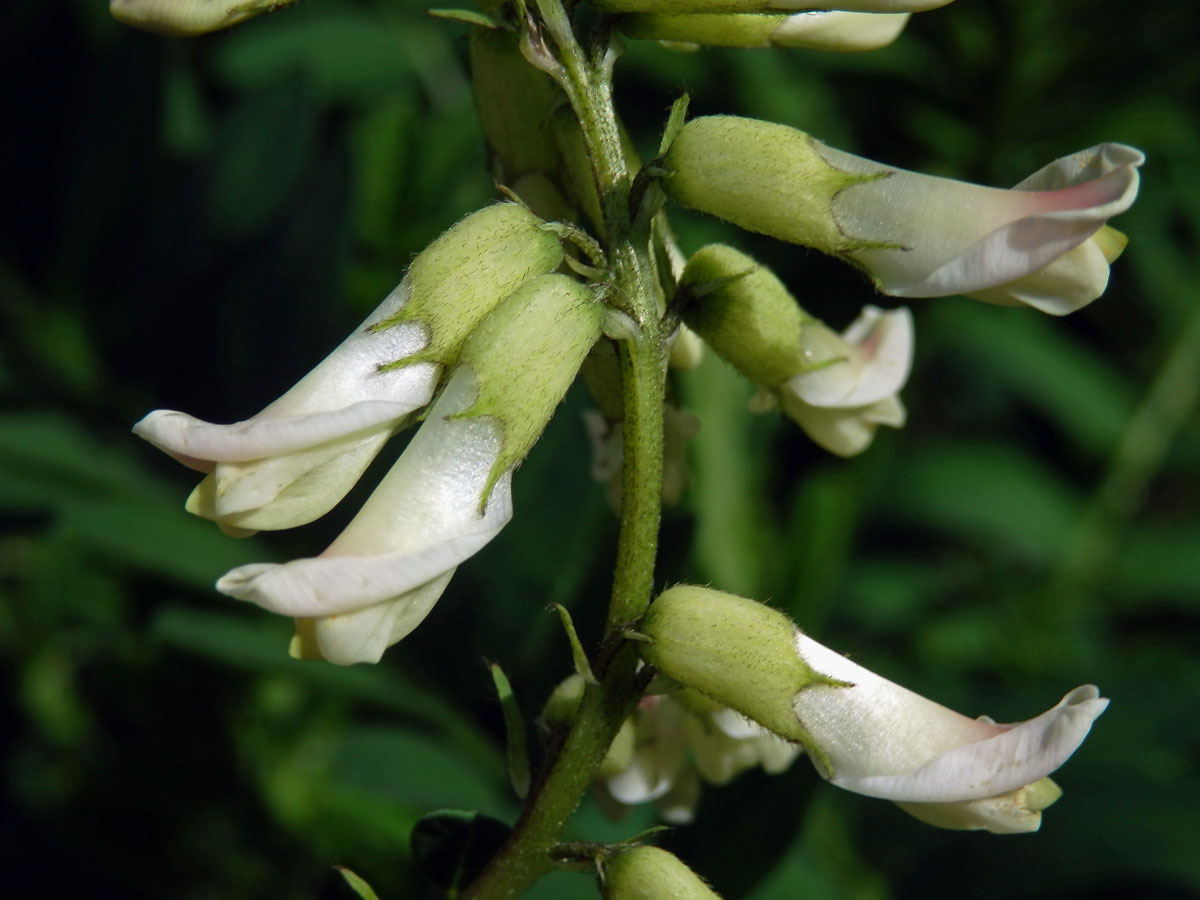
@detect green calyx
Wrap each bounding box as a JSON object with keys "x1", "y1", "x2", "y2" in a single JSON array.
[
  {"x1": 662, "y1": 116, "x2": 885, "y2": 253},
  {"x1": 620, "y1": 13, "x2": 787, "y2": 48},
  {"x1": 603, "y1": 846, "x2": 724, "y2": 900},
  {"x1": 374, "y1": 203, "x2": 564, "y2": 370},
  {"x1": 453, "y1": 273, "x2": 604, "y2": 507},
  {"x1": 680, "y1": 244, "x2": 815, "y2": 389},
  {"x1": 639, "y1": 585, "x2": 834, "y2": 746}
]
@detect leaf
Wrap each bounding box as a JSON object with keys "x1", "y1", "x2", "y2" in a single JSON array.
[
  {"x1": 489, "y1": 663, "x2": 531, "y2": 800},
  {"x1": 335, "y1": 866, "x2": 382, "y2": 900}
]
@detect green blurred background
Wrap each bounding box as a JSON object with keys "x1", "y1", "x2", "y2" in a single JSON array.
[{"x1": 2, "y1": 0, "x2": 1198, "y2": 897}]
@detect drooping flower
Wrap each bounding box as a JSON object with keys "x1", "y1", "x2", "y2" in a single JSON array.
[
  {"x1": 663, "y1": 116, "x2": 1143, "y2": 315},
  {"x1": 791, "y1": 631, "x2": 1108, "y2": 832},
  {"x1": 600, "y1": 693, "x2": 801, "y2": 824},
  {"x1": 133, "y1": 204, "x2": 563, "y2": 534},
  {"x1": 216, "y1": 274, "x2": 603, "y2": 664},
  {"x1": 681, "y1": 244, "x2": 912, "y2": 456},
  {"x1": 639, "y1": 585, "x2": 1110, "y2": 832},
  {"x1": 620, "y1": 10, "x2": 911, "y2": 52}
]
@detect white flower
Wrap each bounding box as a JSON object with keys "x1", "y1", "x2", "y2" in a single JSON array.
[
  {"x1": 793, "y1": 631, "x2": 1109, "y2": 832},
  {"x1": 216, "y1": 367, "x2": 512, "y2": 665},
  {"x1": 775, "y1": 305, "x2": 913, "y2": 456},
  {"x1": 602, "y1": 694, "x2": 801, "y2": 824},
  {"x1": 133, "y1": 281, "x2": 434, "y2": 535},
  {"x1": 213, "y1": 272, "x2": 603, "y2": 665}
]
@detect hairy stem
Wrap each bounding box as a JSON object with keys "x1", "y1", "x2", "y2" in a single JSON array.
[{"x1": 461, "y1": 4, "x2": 666, "y2": 898}]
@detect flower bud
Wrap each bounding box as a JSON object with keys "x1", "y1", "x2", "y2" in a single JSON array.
[
  {"x1": 620, "y1": 11, "x2": 909, "y2": 51},
  {"x1": 639, "y1": 586, "x2": 823, "y2": 744},
  {"x1": 135, "y1": 203, "x2": 563, "y2": 534},
  {"x1": 664, "y1": 116, "x2": 1142, "y2": 314},
  {"x1": 110, "y1": 0, "x2": 293, "y2": 35},
  {"x1": 602, "y1": 847, "x2": 723, "y2": 900}
]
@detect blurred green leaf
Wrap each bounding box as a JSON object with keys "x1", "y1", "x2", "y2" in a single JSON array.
[{"x1": 882, "y1": 441, "x2": 1083, "y2": 564}]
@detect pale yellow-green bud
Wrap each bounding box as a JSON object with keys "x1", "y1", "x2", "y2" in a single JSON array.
[
  {"x1": 680, "y1": 244, "x2": 812, "y2": 389},
  {"x1": 639, "y1": 586, "x2": 827, "y2": 746},
  {"x1": 454, "y1": 273, "x2": 604, "y2": 504},
  {"x1": 469, "y1": 30, "x2": 565, "y2": 182},
  {"x1": 662, "y1": 116, "x2": 882, "y2": 254},
  {"x1": 110, "y1": 0, "x2": 294, "y2": 35},
  {"x1": 603, "y1": 846, "x2": 723, "y2": 900},
  {"x1": 541, "y1": 673, "x2": 587, "y2": 727},
  {"x1": 375, "y1": 203, "x2": 564, "y2": 370}
]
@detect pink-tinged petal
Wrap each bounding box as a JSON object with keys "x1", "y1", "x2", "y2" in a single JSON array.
[
  {"x1": 788, "y1": 306, "x2": 914, "y2": 408},
  {"x1": 829, "y1": 143, "x2": 1143, "y2": 300}
]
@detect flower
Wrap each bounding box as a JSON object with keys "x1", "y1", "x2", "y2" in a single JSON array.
[
  {"x1": 680, "y1": 244, "x2": 912, "y2": 456},
  {"x1": 620, "y1": 11, "x2": 911, "y2": 52},
  {"x1": 133, "y1": 204, "x2": 564, "y2": 535},
  {"x1": 638, "y1": 585, "x2": 1110, "y2": 833},
  {"x1": 216, "y1": 365, "x2": 514, "y2": 665},
  {"x1": 215, "y1": 274, "x2": 603, "y2": 664},
  {"x1": 792, "y1": 631, "x2": 1109, "y2": 832},
  {"x1": 774, "y1": 305, "x2": 913, "y2": 456},
  {"x1": 601, "y1": 693, "x2": 801, "y2": 824},
  {"x1": 663, "y1": 116, "x2": 1143, "y2": 315}
]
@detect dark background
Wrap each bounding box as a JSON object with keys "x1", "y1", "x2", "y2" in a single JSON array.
[{"x1": 2, "y1": 0, "x2": 1198, "y2": 897}]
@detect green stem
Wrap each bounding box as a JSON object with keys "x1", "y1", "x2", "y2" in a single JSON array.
[{"x1": 461, "y1": 4, "x2": 666, "y2": 899}]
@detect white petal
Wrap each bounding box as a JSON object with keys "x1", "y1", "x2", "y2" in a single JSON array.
[
  {"x1": 772, "y1": 11, "x2": 910, "y2": 52},
  {"x1": 788, "y1": 306, "x2": 913, "y2": 408},
  {"x1": 844, "y1": 686, "x2": 1108, "y2": 802},
  {"x1": 606, "y1": 697, "x2": 690, "y2": 804},
  {"x1": 132, "y1": 281, "x2": 433, "y2": 466},
  {"x1": 793, "y1": 632, "x2": 1109, "y2": 802},
  {"x1": 300, "y1": 570, "x2": 455, "y2": 666}
]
